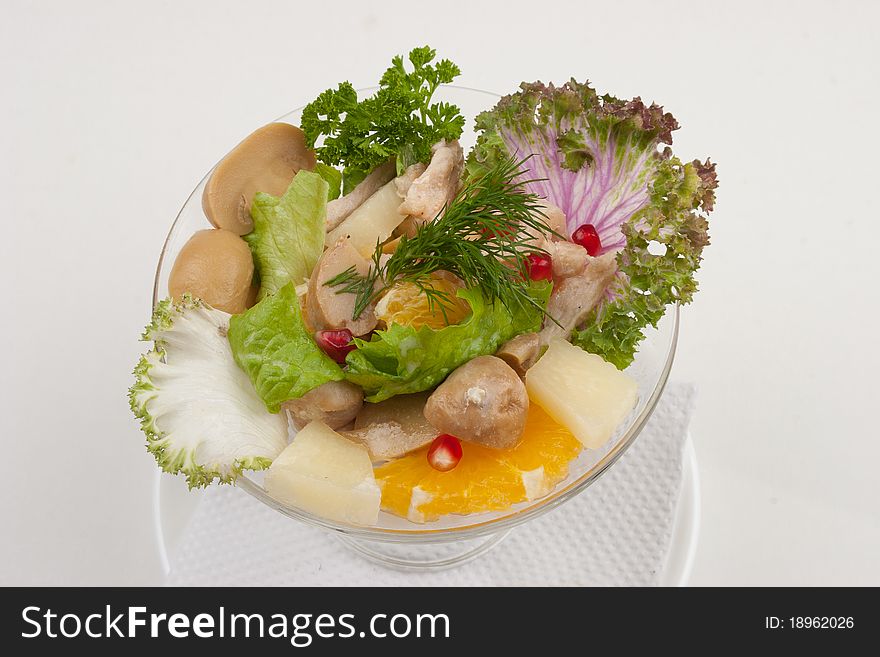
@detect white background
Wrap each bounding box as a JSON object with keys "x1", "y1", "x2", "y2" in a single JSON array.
[{"x1": 1, "y1": 0, "x2": 878, "y2": 585}]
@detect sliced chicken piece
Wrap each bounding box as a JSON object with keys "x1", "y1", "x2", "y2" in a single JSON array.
[
  {"x1": 520, "y1": 201, "x2": 589, "y2": 279},
  {"x1": 394, "y1": 162, "x2": 426, "y2": 197},
  {"x1": 389, "y1": 163, "x2": 428, "y2": 239},
  {"x1": 538, "y1": 252, "x2": 618, "y2": 345},
  {"x1": 282, "y1": 381, "x2": 364, "y2": 430},
  {"x1": 523, "y1": 201, "x2": 568, "y2": 249},
  {"x1": 398, "y1": 140, "x2": 463, "y2": 224},
  {"x1": 306, "y1": 237, "x2": 379, "y2": 336},
  {"x1": 539, "y1": 201, "x2": 568, "y2": 237},
  {"x1": 548, "y1": 241, "x2": 591, "y2": 279},
  {"x1": 325, "y1": 159, "x2": 396, "y2": 232},
  {"x1": 341, "y1": 392, "x2": 437, "y2": 461},
  {"x1": 496, "y1": 332, "x2": 541, "y2": 377}
]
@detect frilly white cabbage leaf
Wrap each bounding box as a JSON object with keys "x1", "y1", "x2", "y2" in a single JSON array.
[{"x1": 129, "y1": 296, "x2": 288, "y2": 488}]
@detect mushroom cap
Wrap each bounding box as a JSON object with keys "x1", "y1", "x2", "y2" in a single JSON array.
[
  {"x1": 424, "y1": 355, "x2": 529, "y2": 449},
  {"x1": 496, "y1": 332, "x2": 541, "y2": 377},
  {"x1": 282, "y1": 380, "x2": 364, "y2": 431},
  {"x1": 202, "y1": 122, "x2": 316, "y2": 235},
  {"x1": 168, "y1": 228, "x2": 254, "y2": 314}
]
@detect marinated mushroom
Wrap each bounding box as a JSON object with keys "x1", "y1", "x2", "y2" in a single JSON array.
[
  {"x1": 496, "y1": 332, "x2": 541, "y2": 377},
  {"x1": 282, "y1": 381, "x2": 364, "y2": 430},
  {"x1": 306, "y1": 238, "x2": 379, "y2": 336},
  {"x1": 202, "y1": 123, "x2": 316, "y2": 235},
  {"x1": 244, "y1": 281, "x2": 260, "y2": 310},
  {"x1": 341, "y1": 392, "x2": 436, "y2": 460},
  {"x1": 168, "y1": 229, "x2": 254, "y2": 314},
  {"x1": 424, "y1": 356, "x2": 529, "y2": 449}
]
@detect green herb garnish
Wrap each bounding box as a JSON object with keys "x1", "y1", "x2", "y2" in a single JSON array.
[
  {"x1": 325, "y1": 156, "x2": 561, "y2": 321},
  {"x1": 301, "y1": 46, "x2": 465, "y2": 183}
]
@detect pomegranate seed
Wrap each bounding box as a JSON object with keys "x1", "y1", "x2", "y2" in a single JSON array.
[
  {"x1": 479, "y1": 222, "x2": 516, "y2": 239},
  {"x1": 316, "y1": 329, "x2": 356, "y2": 364},
  {"x1": 427, "y1": 434, "x2": 463, "y2": 472},
  {"x1": 524, "y1": 252, "x2": 553, "y2": 281},
  {"x1": 571, "y1": 223, "x2": 602, "y2": 256}
]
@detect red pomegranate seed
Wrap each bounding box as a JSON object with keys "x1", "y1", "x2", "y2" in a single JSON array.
[
  {"x1": 315, "y1": 329, "x2": 356, "y2": 364},
  {"x1": 479, "y1": 222, "x2": 517, "y2": 239},
  {"x1": 524, "y1": 252, "x2": 553, "y2": 281},
  {"x1": 571, "y1": 223, "x2": 602, "y2": 256},
  {"x1": 427, "y1": 434, "x2": 463, "y2": 472}
]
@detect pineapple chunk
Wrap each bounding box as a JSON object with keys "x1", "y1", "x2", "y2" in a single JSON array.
[
  {"x1": 525, "y1": 339, "x2": 638, "y2": 449},
  {"x1": 325, "y1": 181, "x2": 405, "y2": 258},
  {"x1": 265, "y1": 420, "x2": 380, "y2": 526}
]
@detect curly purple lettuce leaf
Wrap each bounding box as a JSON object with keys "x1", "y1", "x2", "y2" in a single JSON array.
[{"x1": 467, "y1": 80, "x2": 718, "y2": 368}]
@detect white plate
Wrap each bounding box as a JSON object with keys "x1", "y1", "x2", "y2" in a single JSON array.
[
  {"x1": 659, "y1": 436, "x2": 701, "y2": 586},
  {"x1": 154, "y1": 435, "x2": 700, "y2": 586}
]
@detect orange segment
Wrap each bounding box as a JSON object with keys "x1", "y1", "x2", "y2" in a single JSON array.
[
  {"x1": 375, "y1": 273, "x2": 471, "y2": 330},
  {"x1": 374, "y1": 404, "x2": 582, "y2": 522}
]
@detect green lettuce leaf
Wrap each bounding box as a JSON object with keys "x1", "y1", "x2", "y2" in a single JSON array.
[
  {"x1": 244, "y1": 170, "x2": 328, "y2": 300},
  {"x1": 345, "y1": 283, "x2": 551, "y2": 402},
  {"x1": 315, "y1": 162, "x2": 342, "y2": 200},
  {"x1": 228, "y1": 283, "x2": 343, "y2": 412}
]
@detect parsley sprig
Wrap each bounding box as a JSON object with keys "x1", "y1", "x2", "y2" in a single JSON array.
[
  {"x1": 326, "y1": 156, "x2": 561, "y2": 321},
  {"x1": 301, "y1": 47, "x2": 465, "y2": 186}
]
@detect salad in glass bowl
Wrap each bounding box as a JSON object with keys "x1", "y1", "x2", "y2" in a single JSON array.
[{"x1": 131, "y1": 47, "x2": 717, "y2": 544}]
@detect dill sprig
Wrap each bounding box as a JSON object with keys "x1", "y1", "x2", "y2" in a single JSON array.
[{"x1": 325, "y1": 155, "x2": 559, "y2": 320}]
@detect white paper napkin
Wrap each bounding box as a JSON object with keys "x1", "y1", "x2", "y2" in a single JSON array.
[{"x1": 166, "y1": 382, "x2": 696, "y2": 587}]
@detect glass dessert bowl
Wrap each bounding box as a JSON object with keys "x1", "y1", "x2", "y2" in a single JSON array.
[{"x1": 152, "y1": 86, "x2": 679, "y2": 568}]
